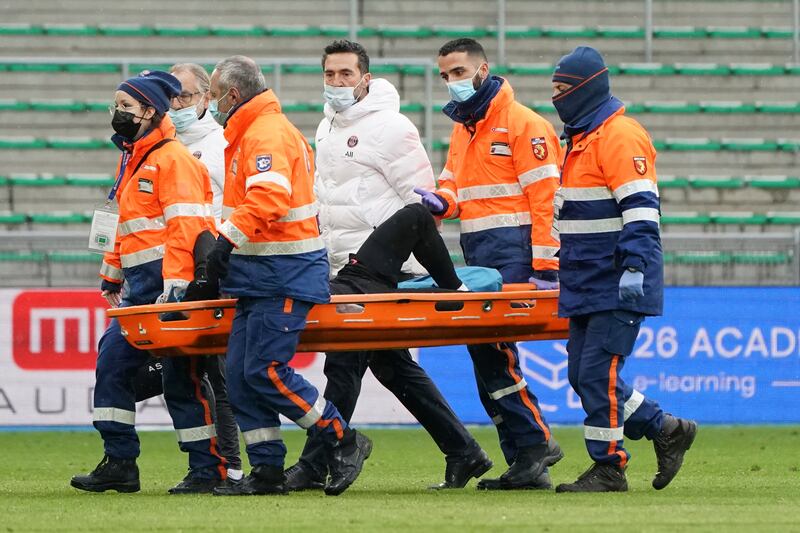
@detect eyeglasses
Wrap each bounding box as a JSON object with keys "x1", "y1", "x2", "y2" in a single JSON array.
[
  {"x1": 108, "y1": 103, "x2": 143, "y2": 116},
  {"x1": 172, "y1": 91, "x2": 202, "y2": 106}
]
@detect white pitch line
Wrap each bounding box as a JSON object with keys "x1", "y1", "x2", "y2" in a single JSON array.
[{"x1": 771, "y1": 381, "x2": 800, "y2": 387}]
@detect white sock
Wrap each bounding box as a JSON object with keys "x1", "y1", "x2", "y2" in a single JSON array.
[
  {"x1": 457, "y1": 283, "x2": 469, "y2": 291},
  {"x1": 227, "y1": 468, "x2": 244, "y2": 481}
]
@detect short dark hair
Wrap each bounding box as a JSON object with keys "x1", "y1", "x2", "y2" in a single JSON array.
[
  {"x1": 438, "y1": 38, "x2": 488, "y2": 62},
  {"x1": 322, "y1": 40, "x2": 370, "y2": 74}
]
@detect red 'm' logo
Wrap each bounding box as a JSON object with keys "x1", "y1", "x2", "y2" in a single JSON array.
[{"x1": 12, "y1": 290, "x2": 109, "y2": 371}]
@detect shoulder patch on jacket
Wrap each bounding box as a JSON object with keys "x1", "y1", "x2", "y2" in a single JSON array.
[
  {"x1": 255, "y1": 154, "x2": 272, "y2": 172},
  {"x1": 531, "y1": 137, "x2": 547, "y2": 160},
  {"x1": 633, "y1": 156, "x2": 647, "y2": 175}
]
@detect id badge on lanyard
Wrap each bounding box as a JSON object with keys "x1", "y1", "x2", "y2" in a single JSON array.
[{"x1": 88, "y1": 152, "x2": 129, "y2": 254}]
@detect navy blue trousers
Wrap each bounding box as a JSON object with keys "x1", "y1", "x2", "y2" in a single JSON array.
[{"x1": 567, "y1": 310, "x2": 664, "y2": 466}]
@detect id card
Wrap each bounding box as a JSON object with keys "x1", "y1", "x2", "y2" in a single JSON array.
[{"x1": 88, "y1": 207, "x2": 119, "y2": 254}]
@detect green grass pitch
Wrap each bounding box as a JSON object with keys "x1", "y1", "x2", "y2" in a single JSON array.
[{"x1": 0, "y1": 426, "x2": 798, "y2": 532}]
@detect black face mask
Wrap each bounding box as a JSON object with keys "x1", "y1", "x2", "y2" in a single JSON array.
[{"x1": 111, "y1": 109, "x2": 142, "y2": 140}]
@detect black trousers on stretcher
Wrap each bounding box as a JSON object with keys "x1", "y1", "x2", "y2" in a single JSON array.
[{"x1": 296, "y1": 204, "x2": 476, "y2": 475}]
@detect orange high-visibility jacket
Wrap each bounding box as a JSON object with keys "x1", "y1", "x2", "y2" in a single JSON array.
[
  {"x1": 100, "y1": 117, "x2": 216, "y2": 303},
  {"x1": 218, "y1": 90, "x2": 329, "y2": 302},
  {"x1": 437, "y1": 80, "x2": 560, "y2": 273}
]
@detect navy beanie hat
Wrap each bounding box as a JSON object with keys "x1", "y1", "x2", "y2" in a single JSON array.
[
  {"x1": 551, "y1": 46, "x2": 613, "y2": 131},
  {"x1": 117, "y1": 70, "x2": 181, "y2": 115}
]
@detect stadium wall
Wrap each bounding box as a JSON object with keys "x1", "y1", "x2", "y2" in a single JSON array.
[{"x1": 1, "y1": 288, "x2": 799, "y2": 427}]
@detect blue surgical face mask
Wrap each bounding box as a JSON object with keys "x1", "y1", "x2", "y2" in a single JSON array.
[
  {"x1": 168, "y1": 104, "x2": 200, "y2": 133},
  {"x1": 323, "y1": 77, "x2": 367, "y2": 112},
  {"x1": 446, "y1": 67, "x2": 483, "y2": 103},
  {"x1": 209, "y1": 90, "x2": 230, "y2": 126}
]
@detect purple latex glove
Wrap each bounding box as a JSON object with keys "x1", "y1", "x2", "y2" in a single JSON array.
[
  {"x1": 413, "y1": 187, "x2": 447, "y2": 215},
  {"x1": 528, "y1": 275, "x2": 559, "y2": 290}
]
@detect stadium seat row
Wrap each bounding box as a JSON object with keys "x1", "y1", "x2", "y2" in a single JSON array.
[
  {"x1": 0, "y1": 23, "x2": 796, "y2": 39},
  {"x1": 2, "y1": 62, "x2": 799, "y2": 76},
  {"x1": 1, "y1": 137, "x2": 798, "y2": 152},
  {"x1": 3, "y1": 99, "x2": 798, "y2": 115},
  {"x1": 3, "y1": 174, "x2": 799, "y2": 190}
]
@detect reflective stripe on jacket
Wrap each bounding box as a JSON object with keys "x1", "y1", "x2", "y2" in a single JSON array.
[
  {"x1": 557, "y1": 107, "x2": 664, "y2": 317},
  {"x1": 219, "y1": 90, "x2": 329, "y2": 302},
  {"x1": 436, "y1": 79, "x2": 560, "y2": 272},
  {"x1": 100, "y1": 116, "x2": 216, "y2": 304}
]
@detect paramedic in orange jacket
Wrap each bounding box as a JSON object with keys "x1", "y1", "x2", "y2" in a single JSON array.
[
  {"x1": 417, "y1": 38, "x2": 563, "y2": 490},
  {"x1": 71, "y1": 71, "x2": 227, "y2": 495},
  {"x1": 202, "y1": 56, "x2": 371, "y2": 497},
  {"x1": 548, "y1": 46, "x2": 697, "y2": 493}
]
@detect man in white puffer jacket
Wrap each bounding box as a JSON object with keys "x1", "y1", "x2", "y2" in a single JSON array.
[{"x1": 285, "y1": 40, "x2": 491, "y2": 492}]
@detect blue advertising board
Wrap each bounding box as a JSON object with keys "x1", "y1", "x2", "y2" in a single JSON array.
[{"x1": 418, "y1": 288, "x2": 800, "y2": 424}]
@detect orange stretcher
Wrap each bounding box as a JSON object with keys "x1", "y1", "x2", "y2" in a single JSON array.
[{"x1": 108, "y1": 284, "x2": 568, "y2": 357}]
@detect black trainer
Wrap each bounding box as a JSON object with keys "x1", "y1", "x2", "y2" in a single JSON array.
[
  {"x1": 168, "y1": 473, "x2": 220, "y2": 495},
  {"x1": 70, "y1": 455, "x2": 140, "y2": 493},
  {"x1": 653, "y1": 414, "x2": 698, "y2": 490},
  {"x1": 476, "y1": 439, "x2": 564, "y2": 490},
  {"x1": 325, "y1": 429, "x2": 372, "y2": 496},
  {"x1": 284, "y1": 462, "x2": 326, "y2": 492},
  {"x1": 556, "y1": 462, "x2": 628, "y2": 493},
  {"x1": 212, "y1": 465, "x2": 287, "y2": 496},
  {"x1": 430, "y1": 446, "x2": 493, "y2": 489}
]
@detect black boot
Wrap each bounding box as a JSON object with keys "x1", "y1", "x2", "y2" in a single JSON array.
[
  {"x1": 556, "y1": 462, "x2": 628, "y2": 493},
  {"x1": 477, "y1": 468, "x2": 553, "y2": 490},
  {"x1": 653, "y1": 414, "x2": 698, "y2": 490},
  {"x1": 70, "y1": 455, "x2": 140, "y2": 493},
  {"x1": 429, "y1": 446, "x2": 493, "y2": 490},
  {"x1": 168, "y1": 472, "x2": 220, "y2": 495},
  {"x1": 212, "y1": 465, "x2": 287, "y2": 496},
  {"x1": 476, "y1": 439, "x2": 563, "y2": 490},
  {"x1": 285, "y1": 461, "x2": 326, "y2": 492},
  {"x1": 325, "y1": 429, "x2": 372, "y2": 496}
]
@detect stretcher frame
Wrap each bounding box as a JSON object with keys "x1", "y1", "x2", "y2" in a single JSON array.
[{"x1": 108, "y1": 284, "x2": 568, "y2": 356}]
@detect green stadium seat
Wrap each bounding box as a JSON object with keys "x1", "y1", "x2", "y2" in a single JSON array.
[
  {"x1": 504, "y1": 26, "x2": 544, "y2": 39},
  {"x1": 46, "y1": 137, "x2": 108, "y2": 150},
  {"x1": 619, "y1": 63, "x2": 676, "y2": 75},
  {"x1": 48, "y1": 251, "x2": 100, "y2": 263},
  {"x1": 283, "y1": 64, "x2": 321, "y2": 74},
  {"x1": 730, "y1": 63, "x2": 785, "y2": 75},
  {"x1": 767, "y1": 211, "x2": 800, "y2": 225},
  {"x1": 657, "y1": 175, "x2": 690, "y2": 189},
  {"x1": 665, "y1": 138, "x2": 722, "y2": 151},
  {"x1": 29, "y1": 100, "x2": 86, "y2": 112},
  {"x1": 597, "y1": 26, "x2": 644, "y2": 38},
  {"x1": 154, "y1": 25, "x2": 211, "y2": 37},
  {"x1": 785, "y1": 64, "x2": 800, "y2": 75},
  {"x1": 721, "y1": 138, "x2": 778, "y2": 151},
  {"x1": 400, "y1": 65, "x2": 427, "y2": 76},
  {"x1": 0, "y1": 251, "x2": 46, "y2": 262},
  {"x1": 653, "y1": 26, "x2": 707, "y2": 39},
  {"x1": 0, "y1": 23, "x2": 43, "y2": 35},
  {"x1": 706, "y1": 26, "x2": 761, "y2": 39},
  {"x1": 0, "y1": 211, "x2": 27, "y2": 225},
  {"x1": 0, "y1": 175, "x2": 7, "y2": 186},
  {"x1": 97, "y1": 24, "x2": 154, "y2": 37},
  {"x1": 747, "y1": 175, "x2": 800, "y2": 189},
  {"x1": 732, "y1": 251, "x2": 791, "y2": 264},
  {"x1": 65, "y1": 63, "x2": 120, "y2": 73},
  {"x1": 8, "y1": 174, "x2": 67, "y2": 186},
  {"x1": 129, "y1": 63, "x2": 172, "y2": 73},
  {"x1": 433, "y1": 25, "x2": 488, "y2": 38},
  {"x1": 761, "y1": 27, "x2": 794, "y2": 39},
  {"x1": 7, "y1": 63, "x2": 62, "y2": 72},
  {"x1": 209, "y1": 25, "x2": 266, "y2": 37},
  {"x1": 42, "y1": 23, "x2": 98, "y2": 36},
  {"x1": 29, "y1": 212, "x2": 90, "y2": 224},
  {"x1": 674, "y1": 63, "x2": 731, "y2": 75},
  {"x1": 369, "y1": 65, "x2": 401, "y2": 75},
  {"x1": 542, "y1": 26, "x2": 597, "y2": 38},
  {"x1": 399, "y1": 103, "x2": 424, "y2": 113},
  {"x1": 661, "y1": 212, "x2": 712, "y2": 225},
  {"x1": 689, "y1": 175, "x2": 743, "y2": 188},
  {"x1": 700, "y1": 101, "x2": 757, "y2": 113},
  {"x1": 674, "y1": 251, "x2": 732, "y2": 264},
  {"x1": 85, "y1": 101, "x2": 110, "y2": 112},
  {"x1": 624, "y1": 103, "x2": 646, "y2": 113},
  {"x1": 527, "y1": 100, "x2": 556, "y2": 113},
  {"x1": 0, "y1": 137, "x2": 47, "y2": 149},
  {"x1": 778, "y1": 139, "x2": 800, "y2": 151},
  {"x1": 757, "y1": 101, "x2": 800, "y2": 113},
  {"x1": 0, "y1": 99, "x2": 29, "y2": 111},
  {"x1": 65, "y1": 174, "x2": 116, "y2": 187},
  {"x1": 645, "y1": 101, "x2": 701, "y2": 113},
  {"x1": 319, "y1": 25, "x2": 351, "y2": 37},
  {"x1": 710, "y1": 211, "x2": 768, "y2": 225},
  {"x1": 267, "y1": 26, "x2": 323, "y2": 37}
]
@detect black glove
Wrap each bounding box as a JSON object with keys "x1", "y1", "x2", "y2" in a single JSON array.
[
  {"x1": 206, "y1": 236, "x2": 234, "y2": 285},
  {"x1": 100, "y1": 279, "x2": 122, "y2": 293},
  {"x1": 183, "y1": 230, "x2": 221, "y2": 301}
]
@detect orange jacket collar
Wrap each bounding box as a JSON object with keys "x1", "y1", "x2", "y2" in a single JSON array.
[
  {"x1": 224, "y1": 90, "x2": 282, "y2": 145},
  {"x1": 482, "y1": 79, "x2": 515, "y2": 120},
  {"x1": 126, "y1": 115, "x2": 176, "y2": 155},
  {"x1": 569, "y1": 106, "x2": 626, "y2": 149}
]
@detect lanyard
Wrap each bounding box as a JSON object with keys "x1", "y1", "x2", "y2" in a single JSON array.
[{"x1": 106, "y1": 151, "x2": 131, "y2": 205}]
